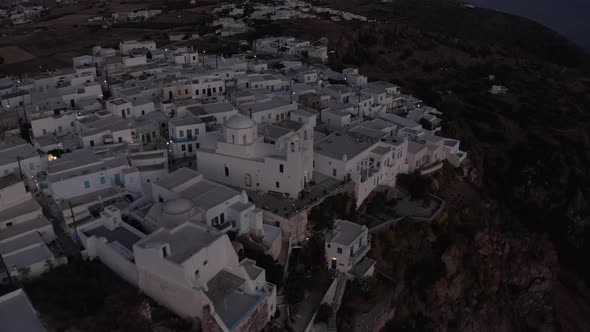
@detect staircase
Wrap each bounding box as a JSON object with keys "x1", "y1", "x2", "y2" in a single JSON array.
[{"x1": 327, "y1": 272, "x2": 348, "y2": 331}]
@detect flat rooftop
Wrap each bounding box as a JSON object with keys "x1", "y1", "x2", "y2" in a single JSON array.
[
  {"x1": 326, "y1": 219, "x2": 365, "y2": 246},
  {"x1": 135, "y1": 223, "x2": 222, "y2": 264},
  {"x1": 0, "y1": 289, "x2": 46, "y2": 332},
  {"x1": 84, "y1": 225, "x2": 142, "y2": 251},
  {"x1": 154, "y1": 167, "x2": 202, "y2": 191},
  {"x1": 315, "y1": 133, "x2": 376, "y2": 160},
  {"x1": 206, "y1": 269, "x2": 265, "y2": 330},
  {"x1": 0, "y1": 173, "x2": 20, "y2": 190},
  {"x1": 0, "y1": 143, "x2": 38, "y2": 167}
]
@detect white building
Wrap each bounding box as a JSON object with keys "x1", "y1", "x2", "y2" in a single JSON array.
[
  {"x1": 145, "y1": 168, "x2": 276, "y2": 243},
  {"x1": 168, "y1": 116, "x2": 206, "y2": 159},
  {"x1": 325, "y1": 219, "x2": 374, "y2": 278},
  {"x1": 0, "y1": 174, "x2": 64, "y2": 283},
  {"x1": 133, "y1": 222, "x2": 276, "y2": 331},
  {"x1": 0, "y1": 140, "x2": 44, "y2": 179},
  {"x1": 0, "y1": 289, "x2": 46, "y2": 332},
  {"x1": 314, "y1": 132, "x2": 409, "y2": 206},
  {"x1": 119, "y1": 40, "x2": 157, "y2": 56},
  {"x1": 45, "y1": 150, "x2": 131, "y2": 226},
  {"x1": 196, "y1": 113, "x2": 315, "y2": 198}
]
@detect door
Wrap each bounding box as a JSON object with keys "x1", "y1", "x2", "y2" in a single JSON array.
[
  {"x1": 188, "y1": 144, "x2": 193, "y2": 153},
  {"x1": 114, "y1": 174, "x2": 121, "y2": 185},
  {"x1": 331, "y1": 258, "x2": 337, "y2": 269}
]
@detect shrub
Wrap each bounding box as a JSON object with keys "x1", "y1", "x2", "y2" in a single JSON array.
[{"x1": 315, "y1": 303, "x2": 332, "y2": 324}]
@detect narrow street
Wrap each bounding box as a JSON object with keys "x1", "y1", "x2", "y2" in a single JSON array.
[{"x1": 36, "y1": 191, "x2": 80, "y2": 259}]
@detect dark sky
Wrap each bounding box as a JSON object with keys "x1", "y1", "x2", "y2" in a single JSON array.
[{"x1": 469, "y1": 0, "x2": 590, "y2": 51}]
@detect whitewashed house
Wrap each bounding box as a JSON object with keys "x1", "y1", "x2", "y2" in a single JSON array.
[
  {"x1": 133, "y1": 222, "x2": 277, "y2": 331},
  {"x1": 0, "y1": 289, "x2": 46, "y2": 332},
  {"x1": 314, "y1": 133, "x2": 408, "y2": 206},
  {"x1": 325, "y1": 219, "x2": 375, "y2": 279},
  {"x1": 196, "y1": 112, "x2": 315, "y2": 198},
  {"x1": 0, "y1": 174, "x2": 64, "y2": 283},
  {"x1": 0, "y1": 140, "x2": 44, "y2": 179}
]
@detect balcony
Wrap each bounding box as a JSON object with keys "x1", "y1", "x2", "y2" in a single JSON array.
[
  {"x1": 419, "y1": 160, "x2": 443, "y2": 175},
  {"x1": 360, "y1": 165, "x2": 382, "y2": 183},
  {"x1": 169, "y1": 135, "x2": 198, "y2": 143},
  {"x1": 350, "y1": 235, "x2": 371, "y2": 265},
  {"x1": 213, "y1": 220, "x2": 233, "y2": 232}
]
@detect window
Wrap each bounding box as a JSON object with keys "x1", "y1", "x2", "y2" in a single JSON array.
[
  {"x1": 195, "y1": 89, "x2": 199, "y2": 95},
  {"x1": 332, "y1": 168, "x2": 337, "y2": 177},
  {"x1": 225, "y1": 166, "x2": 229, "y2": 177},
  {"x1": 219, "y1": 86, "x2": 223, "y2": 92},
  {"x1": 195, "y1": 270, "x2": 200, "y2": 279},
  {"x1": 327, "y1": 244, "x2": 331, "y2": 248},
  {"x1": 276, "y1": 181, "x2": 280, "y2": 188},
  {"x1": 303, "y1": 131, "x2": 308, "y2": 140},
  {"x1": 213, "y1": 87, "x2": 216, "y2": 93},
  {"x1": 187, "y1": 129, "x2": 192, "y2": 137},
  {"x1": 141, "y1": 110, "x2": 145, "y2": 115},
  {"x1": 100, "y1": 176, "x2": 106, "y2": 184},
  {"x1": 243, "y1": 135, "x2": 247, "y2": 144},
  {"x1": 203, "y1": 260, "x2": 208, "y2": 265},
  {"x1": 195, "y1": 128, "x2": 199, "y2": 135},
  {"x1": 84, "y1": 180, "x2": 91, "y2": 189},
  {"x1": 89, "y1": 140, "x2": 94, "y2": 147},
  {"x1": 275, "y1": 114, "x2": 279, "y2": 121},
  {"x1": 118, "y1": 137, "x2": 123, "y2": 143},
  {"x1": 42, "y1": 129, "x2": 47, "y2": 135},
  {"x1": 127, "y1": 109, "x2": 131, "y2": 115},
  {"x1": 181, "y1": 144, "x2": 186, "y2": 151},
  {"x1": 279, "y1": 164, "x2": 284, "y2": 173},
  {"x1": 6, "y1": 222, "x2": 13, "y2": 227},
  {"x1": 162, "y1": 246, "x2": 168, "y2": 257},
  {"x1": 280, "y1": 113, "x2": 285, "y2": 120},
  {"x1": 185, "y1": 89, "x2": 189, "y2": 95},
  {"x1": 158, "y1": 196, "x2": 164, "y2": 203},
  {"x1": 337, "y1": 247, "x2": 342, "y2": 254},
  {"x1": 179, "y1": 130, "x2": 184, "y2": 137}
]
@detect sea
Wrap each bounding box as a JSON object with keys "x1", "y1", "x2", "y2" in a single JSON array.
[{"x1": 469, "y1": 0, "x2": 590, "y2": 52}]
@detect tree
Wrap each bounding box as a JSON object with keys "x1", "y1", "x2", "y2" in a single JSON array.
[
  {"x1": 396, "y1": 172, "x2": 432, "y2": 200},
  {"x1": 315, "y1": 303, "x2": 332, "y2": 324},
  {"x1": 18, "y1": 267, "x2": 31, "y2": 281}
]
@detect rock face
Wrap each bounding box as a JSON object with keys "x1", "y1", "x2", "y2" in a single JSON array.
[{"x1": 382, "y1": 214, "x2": 560, "y2": 332}]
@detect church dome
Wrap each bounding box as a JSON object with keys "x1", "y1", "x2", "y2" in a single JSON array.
[
  {"x1": 163, "y1": 198, "x2": 195, "y2": 215},
  {"x1": 224, "y1": 114, "x2": 256, "y2": 130}
]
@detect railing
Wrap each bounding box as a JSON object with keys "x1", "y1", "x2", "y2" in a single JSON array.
[
  {"x1": 350, "y1": 235, "x2": 371, "y2": 264},
  {"x1": 169, "y1": 135, "x2": 198, "y2": 143},
  {"x1": 419, "y1": 161, "x2": 443, "y2": 175},
  {"x1": 360, "y1": 166, "x2": 382, "y2": 183},
  {"x1": 213, "y1": 221, "x2": 233, "y2": 232}
]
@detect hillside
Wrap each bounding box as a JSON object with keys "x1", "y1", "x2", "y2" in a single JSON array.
[{"x1": 249, "y1": 0, "x2": 590, "y2": 330}]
